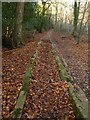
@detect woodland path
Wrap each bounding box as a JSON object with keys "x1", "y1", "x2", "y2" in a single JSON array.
[
  {"x1": 2, "y1": 30, "x2": 88, "y2": 119},
  {"x1": 21, "y1": 35, "x2": 75, "y2": 119},
  {"x1": 48, "y1": 30, "x2": 89, "y2": 100},
  {"x1": 3, "y1": 31, "x2": 75, "y2": 119}
]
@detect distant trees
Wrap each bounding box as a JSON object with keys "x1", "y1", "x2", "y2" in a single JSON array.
[
  {"x1": 2, "y1": 2, "x2": 17, "y2": 48},
  {"x1": 2, "y1": 1, "x2": 88, "y2": 48},
  {"x1": 50, "y1": 0, "x2": 88, "y2": 43},
  {"x1": 23, "y1": 2, "x2": 53, "y2": 33},
  {"x1": 67, "y1": 0, "x2": 88, "y2": 44},
  {"x1": 39, "y1": 0, "x2": 52, "y2": 33},
  {"x1": 76, "y1": 2, "x2": 88, "y2": 43},
  {"x1": 2, "y1": 2, "x2": 53, "y2": 48},
  {"x1": 38, "y1": 1, "x2": 46, "y2": 33},
  {"x1": 55, "y1": 2, "x2": 58, "y2": 24},
  {"x1": 72, "y1": 1, "x2": 89, "y2": 44},
  {"x1": 2, "y1": 2, "x2": 25, "y2": 48}
]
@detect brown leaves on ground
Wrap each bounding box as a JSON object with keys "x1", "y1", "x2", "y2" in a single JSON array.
[
  {"x1": 50, "y1": 31, "x2": 89, "y2": 100},
  {"x1": 22, "y1": 81, "x2": 75, "y2": 120},
  {"x1": 2, "y1": 41, "x2": 38, "y2": 118},
  {"x1": 21, "y1": 42, "x2": 75, "y2": 119},
  {"x1": 2, "y1": 31, "x2": 76, "y2": 119}
]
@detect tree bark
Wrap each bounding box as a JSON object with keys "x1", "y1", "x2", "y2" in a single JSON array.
[
  {"x1": 72, "y1": 1, "x2": 80, "y2": 37},
  {"x1": 39, "y1": 2, "x2": 45, "y2": 33},
  {"x1": 76, "y1": 2, "x2": 87, "y2": 43},
  {"x1": 39, "y1": 1, "x2": 51, "y2": 33},
  {"x1": 13, "y1": 2, "x2": 25, "y2": 48}
]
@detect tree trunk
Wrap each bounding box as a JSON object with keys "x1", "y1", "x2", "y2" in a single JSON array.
[
  {"x1": 39, "y1": 2, "x2": 45, "y2": 33},
  {"x1": 39, "y1": 1, "x2": 51, "y2": 33},
  {"x1": 76, "y1": 2, "x2": 87, "y2": 44},
  {"x1": 72, "y1": 1, "x2": 80, "y2": 37},
  {"x1": 13, "y1": 2, "x2": 25, "y2": 48},
  {"x1": 55, "y1": 3, "x2": 58, "y2": 24}
]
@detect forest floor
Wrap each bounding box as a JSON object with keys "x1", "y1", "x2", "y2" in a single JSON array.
[
  {"x1": 2, "y1": 29, "x2": 88, "y2": 119},
  {"x1": 50, "y1": 30, "x2": 89, "y2": 99}
]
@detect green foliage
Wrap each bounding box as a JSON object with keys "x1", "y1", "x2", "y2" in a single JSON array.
[
  {"x1": 2, "y1": 2, "x2": 53, "y2": 33},
  {"x1": 13, "y1": 108, "x2": 22, "y2": 119},
  {"x1": 42, "y1": 16, "x2": 53, "y2": 30},
  {"x1": 23, "y1": 2, "x2": 53, "y2": 33},
  {"x1": 2, "y1": 2, "x2": 17, "y2": 36},
  {"x1": 2, "y1": 2, "x2": 53, "y2": 48}
]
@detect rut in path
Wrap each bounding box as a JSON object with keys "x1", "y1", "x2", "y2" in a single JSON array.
[{"x1": 21, "y1": 39, "x2": 75, "y2": 119}]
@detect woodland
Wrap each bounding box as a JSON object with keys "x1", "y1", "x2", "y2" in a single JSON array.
[{"x1": 2, "y1": 1, "x2": 89, "y2": 119}]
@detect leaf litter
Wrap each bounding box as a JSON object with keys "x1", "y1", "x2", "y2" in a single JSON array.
[
  {"x1": 2, "y1": 40, "x2": 38, "y2": 118},
  {"x1": 21, "y1": 41, "x2": 75, "y2": 119},
  {"x1": 2, "y1": 31, "x2": 75, "y2": 119},
  {"x1": 50, "y1": 30, "x2": 89, "y2": 100}
]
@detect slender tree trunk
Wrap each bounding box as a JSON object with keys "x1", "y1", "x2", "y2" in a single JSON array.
[
  {"x1": 39, "y1": 1, "x2": 51, "y2": 33},
  {"x1": 72, "y1": 1, "x2": 80, "y2": 37},
  {"x1": 77, "y1": 2, "x2": 87, "y2": 43},
  {"x1": 13, "y1": 2, "x2": 25, "y2": 48},
  {"x1": 39, "y1": 2, "x2": 45, "y2": 33},
  {"x1": 55, "y1": 3, "x2": 58, "y2": 24}
]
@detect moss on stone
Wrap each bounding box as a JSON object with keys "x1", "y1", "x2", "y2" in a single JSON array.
[
  {"x1": 12, "y1": 42, "x2": 41, "y2": 119},
  {"x1": 51, "y1": 47, "x2": 88, "y2": 119},
  {"x1": 12, "y1": 108, "x2": 22, "y2": 119},
  {"x1": 52, "y1": 49, "x2": 71, "y2": 82}
]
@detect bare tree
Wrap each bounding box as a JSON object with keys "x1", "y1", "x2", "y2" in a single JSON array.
[{"x1": 76, "y1": 2, "x2": 88, "y2": 43}]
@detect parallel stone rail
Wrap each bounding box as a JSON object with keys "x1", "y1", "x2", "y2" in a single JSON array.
[
  {"x1": 12, "y1": 30, "x2": 89, "y2": 119},
  {"x1": 12, "y1": 41, "x2": 42, "y2": 119},
  {"x1": 50, "y1": 40, "x2": 88, "y2": 119},
  {"x1": 52, "y1": 48, "x2": 88, "y2": 119}
]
